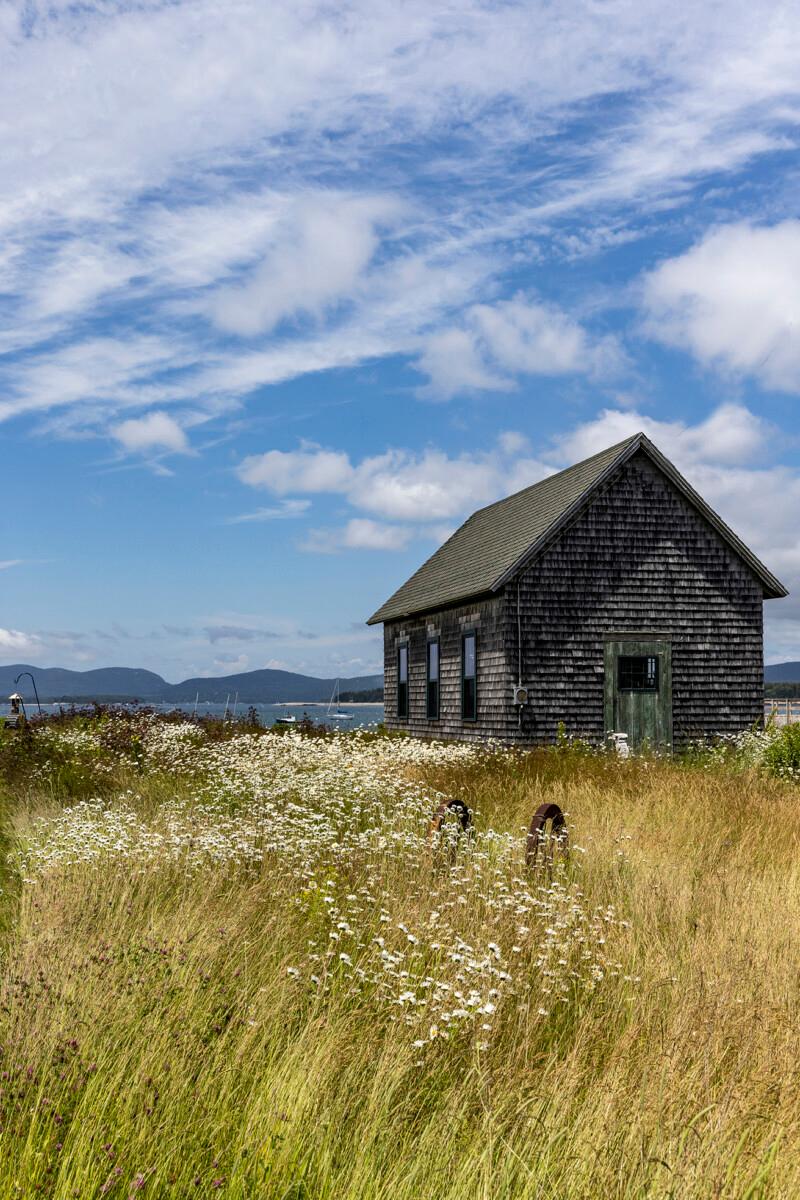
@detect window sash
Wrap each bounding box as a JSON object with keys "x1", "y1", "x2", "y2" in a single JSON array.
[
  {"x1": 397, "y1": 644, "x2": 409, "y2": 719},
  {"x1": 426, "y1": 639, "x2": 439, "y2": 720},
  {"x1": 461, "y1": 632, "x2": 477, "y2": 721}
]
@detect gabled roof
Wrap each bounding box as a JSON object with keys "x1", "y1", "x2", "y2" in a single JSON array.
[{"x1": 366, "y1": 432, "x2": 787, "y2": 625}]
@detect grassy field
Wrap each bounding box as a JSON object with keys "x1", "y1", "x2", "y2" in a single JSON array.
[{"x1": 0, "y1": 713, "x2": 798, "y2": 1198}]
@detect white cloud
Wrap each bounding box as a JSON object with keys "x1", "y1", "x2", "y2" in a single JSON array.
[
  {"x1": 497, "y1": 431, "x2": 531, "y2": 456},
  {"x1": 417, "y1": 296, "x2": 623, "y2": 398},
  {"x1": 472, "y1": 299, "x2": 590, "y2": 373},
  {"x1": 238, "y1": 433, "x2": 552, "y2": 523},
  {"x1": 552, "y1": 402, "x2": 771, "y2": 469},
  {"x1": 304, "y1": 519, "x2": 414, "y2": 554},
  {"x1": 0, "y1": 628, "x2": 42, "y2": 655},
  {"x1": 417, "y1": 328, "x2": 510, "y2": 400},
  {"x1": 238, "y1": 446, "x2": 353, "y2": 493},
  {"x1": 0, "y1": 560, "x2": 24, "y2": 570},
  {"x1": 209, "y1": 195, "x2": 401, "y2": 336},
  {"x1": 112, "y1": 411, "x2": 189, "y2": 454},
  {"x1": 642, "y1": 222, "x2": 800, "y2": 392}
]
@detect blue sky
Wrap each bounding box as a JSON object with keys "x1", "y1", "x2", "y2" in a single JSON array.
[{"x1": 2, "y1": 0, "x2": 800, "y2": 680}]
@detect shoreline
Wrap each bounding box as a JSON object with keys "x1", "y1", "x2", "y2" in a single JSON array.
[{"x1": 281, "y1": 701, "x2": 384, "y2": 708}]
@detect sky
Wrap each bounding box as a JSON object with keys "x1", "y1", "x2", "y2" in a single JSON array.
[{"x1": 2, "y1": 0, "x2": 800, "y2": 681}]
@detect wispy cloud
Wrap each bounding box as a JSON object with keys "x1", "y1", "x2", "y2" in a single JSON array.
[
  {"x1": 202, "y1": 625, "x2": 280, "y2": 644},
  {"x1": 226, "y1": 499, "x2": 312, "y2": 524},
  {"x1": 0, "y1": 1, "x2": 799, "y2": 438}
]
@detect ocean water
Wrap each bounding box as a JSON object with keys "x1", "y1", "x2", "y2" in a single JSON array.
[{"x1": 0, "y1": 700, "x2": 385, "y2": 730}]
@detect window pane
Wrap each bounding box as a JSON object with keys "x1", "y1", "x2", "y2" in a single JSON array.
[
  {"x1": 462, "y1": 633, "x2": 477, "y2": 719},
  {"x1": 618, "y1": 655, "x2": 658, "y2": 691},
  {"x1": 426, "y1": 640, "x2": 439, "y2": 720},
  {"x1": 397, "y1": 644, "x2": 409, "y2": 718},
  {"x1": 463, "y1": 676, "x2": 476, "y2": 720},
  {"x1": 463, "y1": 634, "x2": 475, "y2": 679}
]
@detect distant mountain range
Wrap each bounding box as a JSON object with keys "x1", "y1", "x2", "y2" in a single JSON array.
[
  {"x1": 0, "y1": 664, "x2": 383, "y2": 704},
  {"x1": 3, "y1": 660, "x2": 796, "y2": 704},
  {"x1": 764, "y1": 662, "x2": 800, "y2": 683}
]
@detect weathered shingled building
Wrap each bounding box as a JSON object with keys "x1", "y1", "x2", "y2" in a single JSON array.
[{"x1": 367, "y1": 433, "x2": 787, "y2": 750}]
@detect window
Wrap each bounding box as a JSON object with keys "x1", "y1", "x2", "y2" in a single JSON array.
[
  {"x1": 462, "y1": 631, "x2": 477, "y2": 720},
  {"x1": 618, "y1": 655, "x2": 658, "y2": 692},
  {"x1": 426, "y1": 639, "x2": 440, "y2": 720},
  {"x1": 397, "y1": 643, "x2": 409, "y2": 719}
]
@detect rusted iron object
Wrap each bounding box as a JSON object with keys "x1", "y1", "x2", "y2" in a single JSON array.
[
  {"x1": 429, "y1": 798, "x2": 472, "y2": 839},
  {"x1": 526, "y1": 802, "x2": 568, "y2": 867}
]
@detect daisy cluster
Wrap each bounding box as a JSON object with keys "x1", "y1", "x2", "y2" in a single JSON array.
[
  {"x1": 14, "y1": 720, "x2": 632, "y2": 1045},
  {"x1": 15, "y1": 722, "x2": 478, "y2": 880},
  {"x1": 295, "y1": 865, "x2": 631, "y2": 1050}
]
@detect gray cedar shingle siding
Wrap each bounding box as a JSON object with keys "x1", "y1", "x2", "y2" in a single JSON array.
[
  {"x1": 383, "y1": 596, "x2": 515, "y2": 743},
  {"x1": 508, "y1": 452, "x2": 765, "y2": 746},
  {"x1": 377, "y1": 437, "x2": 786, "y2": 747}
]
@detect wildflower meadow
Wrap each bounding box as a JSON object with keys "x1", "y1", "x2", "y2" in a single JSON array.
[{"x1": 0, "y1": 710, "x2": 798, "y2": 1198}]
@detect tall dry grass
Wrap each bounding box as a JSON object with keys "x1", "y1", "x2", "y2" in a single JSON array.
[{"x1": 0, "y1": 725, "x2": 799, "y2": 1198}]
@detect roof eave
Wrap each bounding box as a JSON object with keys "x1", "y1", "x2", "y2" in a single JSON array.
[{"x1": 366, "y1": 587, "x2": 497, "y2": 626}]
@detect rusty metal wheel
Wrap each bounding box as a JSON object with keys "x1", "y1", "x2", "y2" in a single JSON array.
[
  {"x1": 526, "y1": 802, "x2": 568, "y2": 867},
  {"x1": 429, "y1": 797, "x2": 472, "y2": 840}
]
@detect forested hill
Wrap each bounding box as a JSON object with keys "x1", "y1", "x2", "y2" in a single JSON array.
[
  {"x1": 0, "y1": 664, "x2": 383, "y2": 703},
  {"x1": 163, "y1": 669, "x2": 382, "y2": 704},
  {"x1": 764, "y1": 661, "x2": 800, "y2": 682},
  {"x1": 0, "y1": 665, "x2": 166, "y2": 700}
]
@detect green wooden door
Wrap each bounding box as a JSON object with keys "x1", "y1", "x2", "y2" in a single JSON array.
[{"x1": 604, "y1": 638, "x2": 672, "y2": 752}]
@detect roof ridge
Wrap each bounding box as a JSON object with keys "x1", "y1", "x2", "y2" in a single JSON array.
[{"x1": 470, "y1": 432, "x2": 643, "y2": 519}]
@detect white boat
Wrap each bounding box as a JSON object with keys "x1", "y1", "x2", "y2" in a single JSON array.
[
  {"x1": 326, "y1": 680, "x2": 353, "y2": 721},
  {"x1": 275, "y1": 706, "x2": 297, "y2": 726}
]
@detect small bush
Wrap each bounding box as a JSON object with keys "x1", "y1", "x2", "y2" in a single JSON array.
[{"x1": 763, "y1": 721, "x2": 800, "y2": 779}]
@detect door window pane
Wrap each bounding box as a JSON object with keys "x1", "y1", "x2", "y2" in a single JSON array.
[{"x1": 618, "y1": 655, "x2": 658, "y2": 691}]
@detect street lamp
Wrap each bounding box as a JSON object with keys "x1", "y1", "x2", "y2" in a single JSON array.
[{"x1": 14, "y1": 671, "x2": 42, "y2": 715}]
